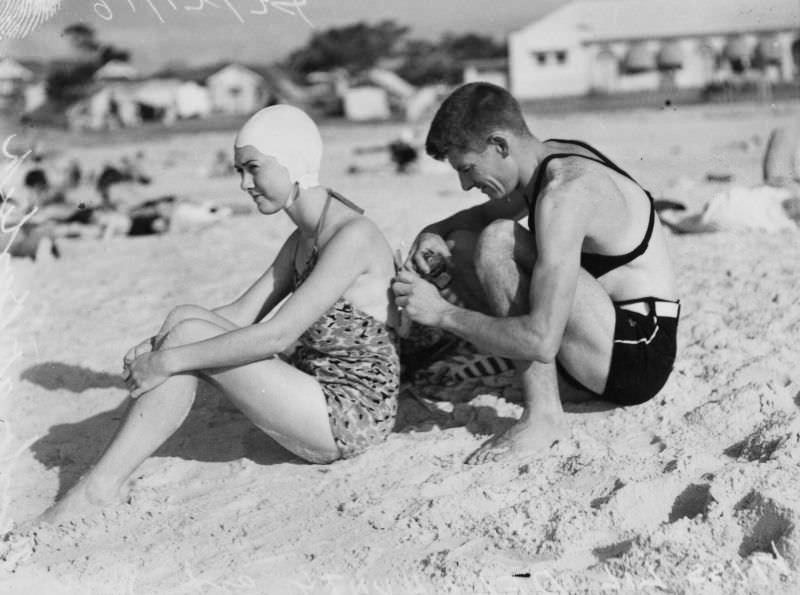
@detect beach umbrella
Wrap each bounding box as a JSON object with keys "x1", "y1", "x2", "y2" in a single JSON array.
[
  {"x1": 623, "y1": 42, "x2": 656, "y2": 73},
  {"x1": 754, "y1": 37, "x2": 782, "y2": 67},
  {"x1": 657, "y1": 41, "x2": 684, "y2": 71}
]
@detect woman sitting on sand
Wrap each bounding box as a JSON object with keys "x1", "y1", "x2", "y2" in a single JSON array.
[{"x1": 41, "y1": 105, "x2": 401, "y2": 523}]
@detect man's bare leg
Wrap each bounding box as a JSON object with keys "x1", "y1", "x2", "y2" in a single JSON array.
[
  {"x1": 444, "y1": 230, "x2": 492, "y2": 314},
  {"x1": 443, "y1": 228, "x2": 601, "y2": 407},
  {"x1": 465, "y1": 220, "x2": 615, "y2": 464}
]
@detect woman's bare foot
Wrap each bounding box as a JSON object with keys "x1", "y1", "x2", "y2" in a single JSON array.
[
  {"x1": 465, "y1": 413, "x2": 566, "y2": 465},
  {"x1": 36, "y1": 478, "x2": 125, "y2": 526}
]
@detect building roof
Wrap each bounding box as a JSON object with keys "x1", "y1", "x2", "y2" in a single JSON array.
[
  {"x1": 150, "y1": 61, "x2": 308, "y2": 103},
  {"x1": 206, "y1": 63, "x2": 265, "y2": 85},
  {"x1": 150, "y1": 63, "x2": 224, "y2": 83},
  {"x1": 514, "y1": 0, "x2": 800, "y2": 46},
  {"x1": 0, "y1": 58, "x2": 34, "y2": 80},
  {"x1": 95, "y1": 60, "x2": 140, "y2": 81}
]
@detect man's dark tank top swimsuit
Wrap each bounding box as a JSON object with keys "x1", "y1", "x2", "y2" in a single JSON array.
[{"x1": 526, "y1": 139, "x2": 680, "y2": 406}]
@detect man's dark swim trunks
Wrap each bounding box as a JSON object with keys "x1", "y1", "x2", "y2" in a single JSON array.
[{"x1": 558, "y1": 297, "x2": 680, "y2": 406}]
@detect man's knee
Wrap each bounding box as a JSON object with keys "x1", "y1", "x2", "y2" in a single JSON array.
[
  {"x1": 474, "y1": 220, "x2": 517, "y2": 278},
  {"x1": 443, "y1": 229, "x2": 477, "y2": 267}
]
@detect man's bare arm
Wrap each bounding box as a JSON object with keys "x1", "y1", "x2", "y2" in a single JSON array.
[
  {"x1": 431, "y1": 168, "x2": 595, "y2": 360},
  {"x1": 421, "y1": 189, "x2": 528, "y2": 237}
]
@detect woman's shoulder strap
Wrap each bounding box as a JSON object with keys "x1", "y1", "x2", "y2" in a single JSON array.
[{"x1": 327, "y1": 188, "x2": 365, "y2": 215}]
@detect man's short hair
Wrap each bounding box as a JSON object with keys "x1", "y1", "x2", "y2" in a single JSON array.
[{"x1": 425, "y1": 83, "x2": 531, "y2": 161}]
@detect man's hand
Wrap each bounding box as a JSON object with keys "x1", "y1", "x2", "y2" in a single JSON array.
[
  {"x1": 122, "y1": 351, "x2": 171, "y2": 399},
  {"x1": 392, "y1": 268, "x2": 453, "y2": 327},
  {"x1": 408, "y1": 232, "x2": 452, "y2": 274}
]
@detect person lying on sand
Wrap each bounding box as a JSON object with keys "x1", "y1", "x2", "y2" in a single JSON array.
[
  {"x1": 658, "y1": 184, "x2": 800, "y2": 234},
  {"x1": 38, "y1": 105, "x2": 402, "y2": 525},
  {"x1": 96, "y1": 153, "x2": 152, "y2": 208},
  {"x1": 392, "y1": 83, "x2": 680, "y2": 464}
]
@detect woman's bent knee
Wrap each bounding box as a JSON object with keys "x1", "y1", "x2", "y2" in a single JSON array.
[
  {"x1": 162, "y1": 317, "x2": 221, "y2": 347},
  {"x1": 168, "y1": 304, "x2": 210, "y2": 324}
]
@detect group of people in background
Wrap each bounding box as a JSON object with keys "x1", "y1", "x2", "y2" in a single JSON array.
[{"x1": 1, "y1": 146, "x2": 238, "y2": 259}]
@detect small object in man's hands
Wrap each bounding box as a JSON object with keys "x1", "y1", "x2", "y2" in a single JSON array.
[{"x1": 422, "y1": 251, "x2": 452, "y2": 289}]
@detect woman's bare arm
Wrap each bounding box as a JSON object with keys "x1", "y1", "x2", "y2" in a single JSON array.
[
  {"x1": 125, "y1": 232, "x2": 298, "y2": 366},
  {"x1": 211, "y1": 231, "x2": 298, "y2": 326},
  {"x1": 157, "y1": 219, "x2": 380, "y2": 374}
]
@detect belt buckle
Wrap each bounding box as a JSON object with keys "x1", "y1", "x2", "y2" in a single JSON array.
[{"x1": 653, "y1": 301, "x2": 680, "y2": 318}]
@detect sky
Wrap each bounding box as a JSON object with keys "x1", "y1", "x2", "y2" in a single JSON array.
[{"x1": 1, "y1": 0, "x2": 567, "y2": 72}]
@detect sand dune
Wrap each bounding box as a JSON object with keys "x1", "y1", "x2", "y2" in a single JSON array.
[{"x1": 2, "y1": 102, "x2": 800, "y2": 593}]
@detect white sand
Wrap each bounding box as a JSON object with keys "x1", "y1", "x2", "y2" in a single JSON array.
[{"x1": 2, "y1": 102, "x2": 800, "y2": 594}]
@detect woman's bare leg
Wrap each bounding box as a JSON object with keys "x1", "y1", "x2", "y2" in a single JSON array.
[
  {"x1": 156, "y1": 304, "x2": 239, "y2": 338},
  {"x1": 39, "y1": 318, "x2": 338, "y2": 525},
  {"x1": 38, "y1": 374, "x2": 199, "y2": 524}
]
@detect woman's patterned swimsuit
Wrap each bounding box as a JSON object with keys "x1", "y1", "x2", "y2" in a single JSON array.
[{"x1": 290, "y1": 190, "x2": 400, "y2": 459}]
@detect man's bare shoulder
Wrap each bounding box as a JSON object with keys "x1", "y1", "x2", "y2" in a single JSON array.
[
  {"x1": 538, "y1": 156, "x2": 617, "y2": 209},
  {"x1": 542, "y1": 155, "x2": 610, "y2": 189}
]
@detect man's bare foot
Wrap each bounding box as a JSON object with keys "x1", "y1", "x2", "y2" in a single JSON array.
[
  {"x1": 465, "y1": 414, "x2": 566, "y2": 465},
  {"x1": 36, "y1": 479, "x2": 124, "y2": 526}
]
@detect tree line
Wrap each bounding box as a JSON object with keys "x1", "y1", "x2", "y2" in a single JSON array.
[
  {"x1": 44, "y1": 19, "x2": 506, "y2": 106},
  {"x1": 285, "y1": 19, "x2": 506, "y2": 85}
]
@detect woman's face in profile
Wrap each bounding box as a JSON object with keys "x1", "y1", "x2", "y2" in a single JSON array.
[{"x1": 233, "y1": 145, "x2": 292, "y2": 214}]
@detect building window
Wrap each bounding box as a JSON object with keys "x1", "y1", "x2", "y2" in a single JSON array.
[
  {"x1": 555, "y1": 51, "x2": 568, "y2": 64},
  {"x1": 534, "y1": 52, "x2": 548, "y2": 66}
]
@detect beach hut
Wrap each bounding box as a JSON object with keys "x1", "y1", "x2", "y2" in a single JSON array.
[
  {"x1": 724, "y1": 36, "x2": 751, "y2": 72},
  {"x1": 623, "y1": 42, "x2": 657, "y2": 74},
  {"x1": 175, "y1": 81, "x2": 211, "y2": 119},
  {"x1": 205, "y1": 64, "x2": 267, "y2": 115},
  {"x1": 657, "y1": 41, "x2": 684, "y2": 71},
  {"x1": 0, "y1": 58, "x2": 33, "y2": 89},
  {"x1": 249, "y1": 63, "x2": 312, "y2": 106},
  {"x1": 754, "y1": 36, "x2": 783, "y2": 68},
  {"x1": 0, "y1": 58, "x2": 34, "y2": 110},
  {"x1": 343, "y1": 86, "x2": 391, "y2": 121},
  {"x1": 23, "y1": 81, "x2": 46, "y2": 114},
  {"x1": 132, "y1": 79, "x2": 179, "y2": 124}
]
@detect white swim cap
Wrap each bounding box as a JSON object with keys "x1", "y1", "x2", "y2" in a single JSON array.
[{"x1": 234, "y1": 105, "x2": 323, "y2": 207}]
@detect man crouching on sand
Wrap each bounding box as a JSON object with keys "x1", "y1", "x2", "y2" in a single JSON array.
[{"x1": 392, "y1": 83, "x2": 680, "y2": 465}]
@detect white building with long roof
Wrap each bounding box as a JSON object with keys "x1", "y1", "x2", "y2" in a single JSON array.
[{"x1": 509, "y1": 0, "x2": 800, "y2": 99}]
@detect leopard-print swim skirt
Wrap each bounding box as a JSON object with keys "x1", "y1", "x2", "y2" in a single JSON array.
[{"x1": 292, "y1": 297, "x2": 400, "y2": 459}]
